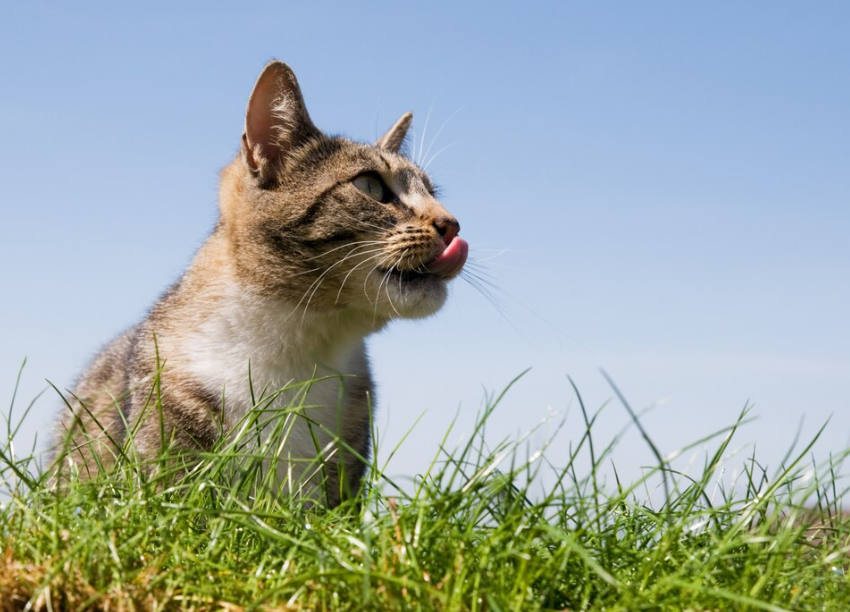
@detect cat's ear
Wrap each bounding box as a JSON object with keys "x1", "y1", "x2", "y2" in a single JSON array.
[
  {"x1": 376, "y1": 111, "x2": 413, "y2": 153},
  {"x1": 242, "y1": 61, "x2": 318, "y2": 184}
]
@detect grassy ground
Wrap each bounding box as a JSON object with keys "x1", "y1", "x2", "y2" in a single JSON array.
[{"x1": 1, "y1": 369, "x2": 848, "y2": 611}]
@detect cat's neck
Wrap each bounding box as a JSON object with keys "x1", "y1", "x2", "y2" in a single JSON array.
[
  {"x1": 178, "y1": 234, "x2": 387, "y2": 361},
  {"x1": 155, "y1": 242, "x2": 381, "y2": 422}
]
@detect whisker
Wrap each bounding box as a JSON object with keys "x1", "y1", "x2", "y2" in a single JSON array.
[
  {"x1": 334, "y1": 251, "x2": 388, "y2": 305},
  {"x1": 293, "y1": 246, "x2": 387, "y2": 326},
  {"x1": 465, "y1": 248, "x2": 509, "y2": 264},
  {"x1": 461, "y1": 267, "x2": 503, "y2": 294},
  {"x1": 369, "y1": 263, "x2": 393, "y2": 316},
  {"x1": 458, "y1": 271, "x2": 520, "y2": 334},
  {"x1": 420, "y1": 106, "x2": 465, "y2": 169},
  {"x1": 337, "y1": 210, "x2": 392, "y2": 234},
  {"x1": 410, "y1": 123, "x2": 418, "y2": 166},
  {"x1": 376, "y1": 252, "x2": 406, "y2": 320},
  {"x1": 373, "y1": 96, "x2": 385, "y2": 141},
  {"x1": 417, "y1": 103, "x2": 435, "y2": 167},
  {"x1": 393, "y1": 249, "x2": 410, "y2": 312},
  {"x1": 362, "y1": 252, "x2": 394, "y2": 305},
  {"x1": 373, "y1": 262, "x2": 395, "y2": 317},
  {"x1": 300, "y1": 240, "x2": 384, "y2": 263},
  {"x1": 385, "y1": 280, "x2": 402, "y2": 318},
  {"x1": 424, "y1": 140, "x2": 462, "y2": 172},
  {"x1": 291, "y1": 244, "x2": 385, "y2": 280},
  {"x1": 460, "y1": 269, "x2": 500, "y2": 288}
]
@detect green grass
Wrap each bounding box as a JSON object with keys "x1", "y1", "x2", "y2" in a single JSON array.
[{"x1": 1, "y1": 367, "x2": 849, "y2": 611}]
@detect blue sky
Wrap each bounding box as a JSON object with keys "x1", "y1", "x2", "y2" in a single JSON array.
[{"x1": 1, "y1": 3, "x2": 848, "y2": 489}]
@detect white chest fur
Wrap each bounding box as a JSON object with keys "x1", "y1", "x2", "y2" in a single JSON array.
[{"x1": 176, "y1": 285, "x2": 377, "y2": 489}]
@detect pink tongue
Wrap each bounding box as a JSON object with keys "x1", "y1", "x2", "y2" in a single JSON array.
[{"x1": 425, "y1": 236, "x2": 469, "y2": 278}]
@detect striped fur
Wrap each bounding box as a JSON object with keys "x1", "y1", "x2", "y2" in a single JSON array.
[{"x1": 54, "y1": 61, "x2": 463, "y2": 505}]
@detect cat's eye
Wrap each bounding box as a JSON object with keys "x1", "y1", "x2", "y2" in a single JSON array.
[{"x1": 352, "y1": 173, "x2": 392, "y2": 204}]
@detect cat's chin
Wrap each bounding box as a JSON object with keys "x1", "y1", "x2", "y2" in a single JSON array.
[{"x1": 363, "y1": 271, "x2": 448, "y2": 320}]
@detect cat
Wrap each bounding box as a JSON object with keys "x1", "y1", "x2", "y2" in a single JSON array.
[{"x1": 54, "y1": 60, "x2": 468, "y2": 505}]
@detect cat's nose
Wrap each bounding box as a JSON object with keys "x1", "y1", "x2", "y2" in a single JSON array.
[{"x1": 433, "y1": 217, "x2": 460, "y2": 244}]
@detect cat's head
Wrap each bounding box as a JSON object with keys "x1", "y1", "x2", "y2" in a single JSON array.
[{"x1": 219, "y1": 61, "x2": 468, "y2": 323}]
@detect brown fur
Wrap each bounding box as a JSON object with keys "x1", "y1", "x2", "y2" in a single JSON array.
[{"x1": 53, "y1": 61, "x2": 464, "y2": 505}]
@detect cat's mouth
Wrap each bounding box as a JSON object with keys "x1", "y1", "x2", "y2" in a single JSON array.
[
  {"x1": 385, "y1": 268, "x2": 436, "y2": 285},
  {"x1": 381, "y1": 236, "x2": 469, "y2": 283}
]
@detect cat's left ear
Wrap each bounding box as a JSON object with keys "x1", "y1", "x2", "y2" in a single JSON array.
[
  {"x1": 243, "y1": 61, "x2": 319, "y2": 185},
  {"x1": 376, "y1": 112, "x2": 413, "y2": 153}
]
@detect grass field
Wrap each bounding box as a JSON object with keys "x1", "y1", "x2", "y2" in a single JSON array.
[{"x1": 1, "y1": 368, "x2": 848, "y2": 611}]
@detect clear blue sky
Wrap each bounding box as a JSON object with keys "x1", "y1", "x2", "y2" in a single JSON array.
[{"x1": 2, "y1": 3, "x2": 848, "y2": 489}]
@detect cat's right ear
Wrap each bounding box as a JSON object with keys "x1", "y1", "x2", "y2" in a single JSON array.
[
  {"x1": 242, "y1": 61, "x2": 318, "y2": 185},
  {"x1": 376, "y1": 112, "x2": 413, "y2": 153}
]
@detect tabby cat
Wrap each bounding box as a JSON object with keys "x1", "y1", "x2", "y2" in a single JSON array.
[{"x1": 55, "y1": 60, "x2": 468, "y2": 505}]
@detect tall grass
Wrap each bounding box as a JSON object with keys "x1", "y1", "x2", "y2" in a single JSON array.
[{"x1": 1, "y1": 365, "x2": 848, "y2": 611}]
